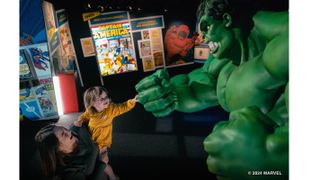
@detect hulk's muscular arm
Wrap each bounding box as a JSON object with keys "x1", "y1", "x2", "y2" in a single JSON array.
[
  {"x1": 254, "y1": 11, "x2": 289, "y2": 81},
  {"x1": 135, "y1": 55, "x2": 229, "y2": 117},
  {"x1": 172, "y1": 55, "x2": 229, "y2": 113}
]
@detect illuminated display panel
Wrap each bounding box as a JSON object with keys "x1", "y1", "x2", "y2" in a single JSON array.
[{"x1": 91, "y1": 21, "x2": 138, "y2": 76}]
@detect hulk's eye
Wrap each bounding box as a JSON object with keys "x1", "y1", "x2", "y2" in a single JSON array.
[{"x1": 200, "y1": 22, "x2": 208, "y2": 33}]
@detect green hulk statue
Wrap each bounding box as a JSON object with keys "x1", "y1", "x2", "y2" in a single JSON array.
[{"x1": 135, "y1": 0, "x2": 288, "y2": 179}]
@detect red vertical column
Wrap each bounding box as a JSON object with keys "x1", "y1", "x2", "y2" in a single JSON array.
[{"x1": 58, "y1": 73, "x2": 79, "y2": 113}]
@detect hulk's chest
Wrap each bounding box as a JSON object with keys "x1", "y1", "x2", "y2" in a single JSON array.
[{"x1": 215, "y1": 58, "x2": 282, "y2": 113}]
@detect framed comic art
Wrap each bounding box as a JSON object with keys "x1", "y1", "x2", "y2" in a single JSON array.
[
  {"x1": 131, "y1": 16, "x2": 165, "y2": 69},
  {"x1": 89, "y1": 11, "x2": 138, "y2": 76},
  {"x1": 194, "y1": 44, "x2": 209, "y2": 62},
  {"x1": 19, "y1": 50, "x2": 34, "y2": 81},
  {"x1": 138, "y1": 40, "x2": 152, "y2": 58}
]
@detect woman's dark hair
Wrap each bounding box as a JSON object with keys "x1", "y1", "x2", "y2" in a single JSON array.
[{"x1": 35, "y1": 124, "x2": 64, "y2": 179}]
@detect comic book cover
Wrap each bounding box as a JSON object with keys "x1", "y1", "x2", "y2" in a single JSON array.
[
  {"x1": 20, "y1": 88, "x2": 34, "y2": 101},
  {"x1": 57, "y1": 23, "x2": 76, "y2": 72},
  {"x1": 51, "y1": 46, "x2": 63, "y2": 76},
  {"x1": 142, "y1": 56, "x2": 155, "y2": 72},
  {"x1": 42, "y1": 1, "x2": 56, "y2": 41},
  {"x1": 138, "y1": 40, "x2": 152, "y2": 58},
  {"x1": 164, "y1": 24, "x2": 196, "y2": 67},
  {"x1": 19, "y1": 50, "x2": 33, "y2": 80},
  {"x1": 19, "y1": 99, "x2": 43, "y2": 120},
  {"x1": 90, "y1": 21, "x2": 138, "y2": 76},
  {"x1": 26, "y1": 43, "x2": 52, "y2": 78},
  {"x1": 33, "y1": 84, "x2": 58, "y2": 117},
  {"x1": 39, "y1": 77, "x2": 58, "y2": 114}
]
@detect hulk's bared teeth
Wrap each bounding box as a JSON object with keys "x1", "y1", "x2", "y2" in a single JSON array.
[{"x1": 208, "y1": 41, "x2": 218, "y2": 54}]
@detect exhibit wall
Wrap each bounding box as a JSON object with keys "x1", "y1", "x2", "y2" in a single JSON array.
[
  {"x1": 47, "y1": 0, "x2": 203, "y2": 111},
  {"x1": 19, "y1": 0, "x2": 58, "y2": 120}
]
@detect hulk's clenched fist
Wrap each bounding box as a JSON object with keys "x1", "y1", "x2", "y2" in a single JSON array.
[
  {"x1": 204, "y1": 107, "x2": 288, "y2": 179},
  {"x1": 135, "y1": 69, "x2": 177, "y2": 117}
]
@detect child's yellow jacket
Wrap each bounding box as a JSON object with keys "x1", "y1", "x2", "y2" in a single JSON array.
[{"x1": 79, "y1": 100, "x2": 135, "y2": 149}]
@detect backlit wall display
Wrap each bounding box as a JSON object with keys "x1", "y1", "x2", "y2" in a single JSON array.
[
  {"x1": 130, "y1": 16, "x2": 165, "y2": 72},
  {"x1": 55, "y1": 9, "x2": 77, "y2": 73},
  {"x1": 89, "y1": 12, "x2": 138, "y2": 76}
]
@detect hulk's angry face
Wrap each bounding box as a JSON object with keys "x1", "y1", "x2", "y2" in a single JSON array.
[{"x1": 199, "y1": 14, "x2": 235, "y2": 60}]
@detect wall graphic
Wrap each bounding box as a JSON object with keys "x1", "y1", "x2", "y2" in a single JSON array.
[
  {"x1": 194, "y1": 45, "x2": 209, "y2": 62},
  {"x1": 193, "y1": 20, "x2": 209, "y2": 63},
  {"x1": 20, "y1": 99, "x2": 43, "y2": 120},
  {"x1": 33, "y1": 84, "x2": 58, "y2": 117},
  {"x1": 42, "y1": 1, "x2": 56, "y2": 42},
  {"x1": 89, "y1": 12, "x2": 138, "y2": 76},
  {"x1": 142, "y1": 56, "x2": 155, "y2": 72},
  {"x1": 19, "y1": 50, "x2": 33, "y2": 80},
  {"x1": 138, "y1": 40, "x2": 152, "y2": 57},
  {"x1": 24, "y1": 43, "x2": 51, "y2": 79},
  {"x1": 164, "y1": 24, "x2": 197, "y2": 67},
  {"x1": 19, "y1": 0, "x2": 60, "y2": 121},
  {"x1": 44, "y1": 9, "x2": 77, "y2": 76},
  {"x1": 130, "y1": 16, "x2": 165, "y2": 72},
  {"x1": 80, "y1": 37, "x2": 96, "y2": 57},
  {"x1": 20, "y1": 0, "x2": 46, "y2": 46}
]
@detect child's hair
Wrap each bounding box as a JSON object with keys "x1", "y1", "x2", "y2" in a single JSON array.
[{"x1": 83, "y1": 86, "x2": 108, "y2": 113}]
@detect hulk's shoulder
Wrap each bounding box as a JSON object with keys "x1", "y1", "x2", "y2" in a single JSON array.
[{"x1": 253, "y1": 11, "x2": 288, "y2": 41}]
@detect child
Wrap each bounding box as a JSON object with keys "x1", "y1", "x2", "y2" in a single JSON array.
[{"x1": 74, "y1": 86, "x2": 137, "y2": 180}]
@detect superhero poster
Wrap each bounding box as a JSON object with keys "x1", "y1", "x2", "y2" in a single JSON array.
[
  {"x1": 164, "y1": 24, "x2": 197, "y2": 67},
  {"x1": 20, "y1": 88, "x2": 42, "y2": 120},
  {"x1": 56, "y1": 9, "x2": 76, "y2": 73},
  {"x1": 19, "y1": 88, "x2": 34, "y2": 102},
  {"x1": 42, "y1": 1, "x2": 56, "y2": 41},
  {"x1": 90, "y1": 22, "x2": 138, "y2": 76},
  {"x1": 33, "y1": 84, "x2": 58, "y2": 117},
  {"x1": 24, "y1": 43, "x2": 51, "y2": 79},
  {"x1": 20, "y1": 0, "x2": 46, "y2": 46},
  {"x1": 56, "y1": 24, "x2": 76, "y2": 72},
  {"x1": 19, "y1": 50, "x2": 33, "y2": 80},
  {"x1": 51, "y1": 46, "x2": 63, "y2": 76},
  {"x1": 20, "y1": 99, "x2": 43, "y2": 120}
]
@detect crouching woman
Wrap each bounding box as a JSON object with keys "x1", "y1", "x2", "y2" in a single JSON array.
[{"x1": 35, "y1": 124, "x2": 108, "y2": 180}]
